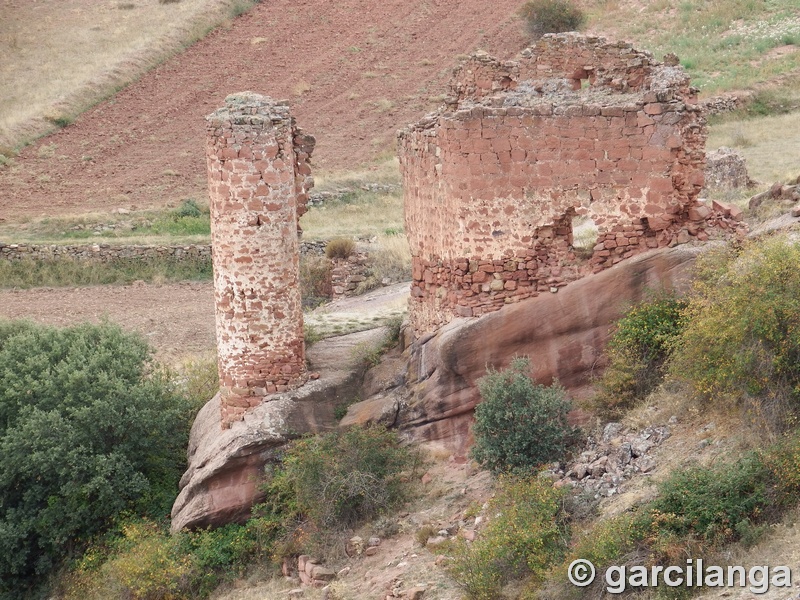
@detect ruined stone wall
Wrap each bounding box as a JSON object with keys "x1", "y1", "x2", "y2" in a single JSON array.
[
  {"x1": 207, "y1": 92, "x2": 314, "y2": 425},
  {"x1": 0, "y1": 242, "x2": 211, "y2": 262},
  {"x1": 449, "y1": 34, "x2": 692, "y2": 103},
  {"x1": 400, "y1": 34, "x2": 742, "y2": 336}
]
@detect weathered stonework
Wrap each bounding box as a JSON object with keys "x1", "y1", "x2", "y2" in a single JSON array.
[
  {"x1": 399, "y1": 33, "x2": 742, "y2": 336},
  {"x1": 330, "y1": 251, "x2": 369, "y2": 298},
  {"x1": 0, "y1": 242, "x2": 211, "y2": 262},
  {"x1": 207, "y1": 92, "x2": 315, "y2": 425},
  {"x1": 704, "y1": 146, "x2": 753, "y2": 191}
]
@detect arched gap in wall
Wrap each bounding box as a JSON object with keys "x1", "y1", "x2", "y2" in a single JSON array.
[{"x1": 571, "y1": 214, "x2": 599, "y2": 260}]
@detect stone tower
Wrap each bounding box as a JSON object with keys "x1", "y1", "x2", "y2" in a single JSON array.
[{"x1": 206, "y1": 92, "x2": 315, "y2": 425}]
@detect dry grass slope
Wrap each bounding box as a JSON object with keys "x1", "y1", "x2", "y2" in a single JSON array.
[{"x1": 0, "y1": 0, "x2": 257, "y2": 150}]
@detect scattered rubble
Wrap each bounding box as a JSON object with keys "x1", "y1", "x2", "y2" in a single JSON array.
[
  {"x1": 749, "y1": 177, "x2": 800, "y2": 210},
  {"x1": 551, "y1": 421, "x2": 671, "y2": 498}
]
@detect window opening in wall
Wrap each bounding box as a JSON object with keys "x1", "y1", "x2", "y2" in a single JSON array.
[{"x1": 571, "y1": 215, "x2": 599, "y2": 260}]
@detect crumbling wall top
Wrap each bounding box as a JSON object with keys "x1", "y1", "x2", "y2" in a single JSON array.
[
  {"x1": 446, "y1": 33, "x2": 694, "y2": 108},
  {"x1": 398, "y1": 33, "x2": 746, "y2": 337},
  {"x1": 207, "y1": 92, "x2": 292, "y2": 127}
]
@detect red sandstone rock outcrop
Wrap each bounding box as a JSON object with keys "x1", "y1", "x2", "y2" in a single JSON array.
[
  {"x1": 344, "y1": 245, "x2": 702, "y2": 457},
  {"x1": 170, "y1": 328, "x2": 386, "y2": 531},
  {"x1": 399, "y1": 33, "x2": 744, "y2": 336}
]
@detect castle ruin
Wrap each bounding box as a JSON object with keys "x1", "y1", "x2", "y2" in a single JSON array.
[
  {"x1": 203, "y1": 36, "x2": 745, "y2": 426},
  {"x1": 399, "y1": 34, "x2": 734, "y2": 336},
  {"x1": 206, "y1": 92, "x2": 315, "y2": 425}
]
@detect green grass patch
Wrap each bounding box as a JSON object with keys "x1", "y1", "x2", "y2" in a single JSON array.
[
  {"x1": 0, "y1": 256, "x2": 212, "y2": 288},
  {"x1": 0, "y1": 200, "x2": 210, "y2": 245},
  {"x1": 586, "y1": 0, "x2": 800, "y2": 93}
]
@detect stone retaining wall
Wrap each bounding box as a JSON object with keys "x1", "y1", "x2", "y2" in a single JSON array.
[{"x1": 0, "y1": 242, "x2": 212, "y2": 262}]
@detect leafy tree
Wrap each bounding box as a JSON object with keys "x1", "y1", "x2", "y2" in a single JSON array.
[
  {"x1": 671, "y1": 236, "x2": 800, "y2": 428},
  {"x1": 0, "y1": 321, "x2": 192, "y2": 595},
  {"x1": 471, "y1": 358, "x2": 579, "y2": 474}
]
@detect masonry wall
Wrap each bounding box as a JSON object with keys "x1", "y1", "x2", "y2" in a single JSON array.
[
  {"x1": 207, "y1": 92, "x2": 314, "y2": 425},
  {"x1": 449, "y1": 35, "x2": 691, "y2": 102},
  {"x1": 0, "y1": 242, "x2": 211, "y2": 262},
  {"x1": 400, "y1": 34, "x2": 743, "y2": 336}
]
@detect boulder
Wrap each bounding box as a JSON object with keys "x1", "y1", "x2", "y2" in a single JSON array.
[
  {"x1": 704, "y1": 146, "x2": 753, "y2": 191},
  {"x1": 397, "y1": 246, "x2": 702, "y2": 456},
  {"x1": 170, "y1": 328, "x2": 386, "y2": 532}
]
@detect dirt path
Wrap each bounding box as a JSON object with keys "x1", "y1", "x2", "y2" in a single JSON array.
[
  {"x1": 0, "y1": 0, "x2": 527, "y2": 221},
  {"x1": 0, "y1": 280, "x2": 410, "y2": 364}
]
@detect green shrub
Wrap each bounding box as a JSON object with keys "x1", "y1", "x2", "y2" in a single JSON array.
[
  {"x1": 48, "y1": 115, "x2": 74, "y2": 128},
  {"x1": 262, "y1": 426, "x2": 416, "y2": 557},
  {"x1": 61, "y1": 516, "x2": 279, "y2": 600},
  {"x1": 569, "y1": 512, "x2": 649, "y2": 573},
  {"x1": 595, "y1": 294, "x2": 687, "y2": 416},
  {"x1": 303, "y1": 323, "x2": 323, "y2": 346},
  {"x1": 173, "y1": 354, "x2": 219, "y2": 413},
  {"x1": 471, "y1": 358, "x2": 579, "y2": 474},
  {"x1": 173, "y1": 199, "x2": 203, "y2": 218},
  {"x1": 0, "y1": 321, "x2": 193, "y2": 595},
  {"x1": 670, "y1": 236, "x2": 800, "y2": 428},
  {"x1": 519, "y1": 0, "x2": 586, "y2": 39},
  {"x1": 148, "y1": 200, "x2": 210, "y2": 236},
  {"x1": 450, "y1": 476, "x2": 566, "y2": 600},
  {"x1": 761, "y1": 430, "x2": 800, "y2": 506},
  {"x1": 650, "y1": 453, "x2": 768, "y2": 545},
  {"x1": 325, "y1": 237, "x2": 356, "y2": 259}
]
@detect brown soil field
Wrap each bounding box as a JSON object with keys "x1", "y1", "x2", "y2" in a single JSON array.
[
  {"x1": 0, "y1": 280, "x2": 410, "y2": 364},
  {"x1": 0, "y1": 281, "x2": 217, "y2": 363},
  {"x1": 0, "y1": 0, "x2": 527, "y2": 221}
]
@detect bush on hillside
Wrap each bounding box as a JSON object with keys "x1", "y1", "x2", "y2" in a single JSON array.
[
  {"x1": 299, "y1": 254, "x2": 333, "y2": 309},
  {"x1": 671, "y1": 236, "x2": 800, "y2": 429},
  {"x1": 0, "y1": 321, "x2": 192, "y2": 595},
  {"x1": 595, "y1": 294, "x2": 687, "y2": 416},
  {"x1": 450, "y1": 476, "x2": 567, "y2": 600},
  {"x1": 262, "y1": 425, "x2": 416, "y2": 557},
  {"x1": 471, "y1": 358, "x2": 579, "y2": 474},
  {"x1": 173, "y1": 198, "x2": 203, "y2": 219},
  {"x1": 61, "y1": 516, "x2": 280, "y2": 600},
  {"x1": 650, "y1": 453, "x2": 769, "y2": 546},
  {"x1": 519, "y1": 0, "x2": 586, "y2": 39},
  {"x1": 324, "y1": 237, "x2": 356, "y2": 259}
]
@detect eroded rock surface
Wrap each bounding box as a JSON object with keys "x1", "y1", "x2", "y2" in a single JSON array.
[
  {"x1": 392, "y1": 246, "x2": 700, "y2": 456},
  {"x1": 171, "y1": 328, "x2": 385, "y2": 531}
]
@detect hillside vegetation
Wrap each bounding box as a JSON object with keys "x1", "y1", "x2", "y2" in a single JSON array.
[{"x1": 587, "y1": 0, "x2": 800, "y2": 93}]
